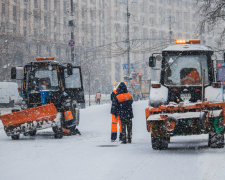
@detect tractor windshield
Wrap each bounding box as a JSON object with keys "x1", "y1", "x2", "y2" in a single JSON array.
[
  {"x1": 164, "y1": 54, "x2": 209, "y2": 86},
  {"x1": 26, "y1": 65, "x2": 59, "y2": 90}
]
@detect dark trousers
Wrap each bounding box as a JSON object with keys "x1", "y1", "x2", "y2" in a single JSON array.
[
  {"x1": 121, "y1": 119, "x2": 132, "y2": 142},
  {"x1": 96, "y1": 99, "x2": 100, "y2": 104}
]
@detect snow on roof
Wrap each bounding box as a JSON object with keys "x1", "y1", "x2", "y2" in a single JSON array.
[{"x1": 163, "y1": 44, "x2": 213, "y2": 52}]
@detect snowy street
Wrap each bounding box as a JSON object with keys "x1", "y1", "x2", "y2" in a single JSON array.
[{"x1": 0, "y1": 101, "x2": 225, "y2": 180}]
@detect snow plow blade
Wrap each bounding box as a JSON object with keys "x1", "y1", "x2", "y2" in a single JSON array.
[{"x1": 0, "y1": 103, "x2": 60, "y2": 137}]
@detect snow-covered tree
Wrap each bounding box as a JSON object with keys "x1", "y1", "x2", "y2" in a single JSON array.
[{"x1": 197, "y1": 0, "x2": 225, "y2": 38}]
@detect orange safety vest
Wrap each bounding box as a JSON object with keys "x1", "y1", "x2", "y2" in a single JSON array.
[
  {"x1": 116, "y1": 93, "x2": 133, "y2": 103},
  {"x1": 181, "y1": 70, "x2": 200, "y2": 85},
  {"x1": 96, "y1": 93, "x2": 101, "y2": 99},
  {"x1": 64, "y1": 110, "x2": 73, "y2": 121}
]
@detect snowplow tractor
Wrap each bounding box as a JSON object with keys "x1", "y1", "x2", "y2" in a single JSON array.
[
  {"x1": 146, "y1": 40, "x2": 225, "y2": 149},
  {"x1": 0, "y1": 57, "x2": 85, "y2": 139}
]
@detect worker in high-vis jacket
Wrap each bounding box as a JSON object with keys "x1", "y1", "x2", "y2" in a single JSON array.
[
  {"x1": 114, "y1": 82, "x2": 133, "y2": 144},
  {"x1": 110, "y1": 87, "x2": 122, "y2": 142},
  {"x1": 95, "y1": 91, "x2": 101, "y2": 104}
]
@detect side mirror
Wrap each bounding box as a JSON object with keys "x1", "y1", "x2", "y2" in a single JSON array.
[
  {"x1": 11, "y1": 67, "x2": 24, "y2": 80},
  {"x1": 11, "y1": 67, "x2": 16, "y2": 79},
  {"x1": 67, "y1": 63, "x2": 73, "y2": 75},
  {"x1": 149, "y1": 56, "x2": 156, "y2": 67}
]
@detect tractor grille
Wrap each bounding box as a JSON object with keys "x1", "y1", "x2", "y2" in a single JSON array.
[{"x1": 28, "y1": 93, "x2": 41, "y2": 104}]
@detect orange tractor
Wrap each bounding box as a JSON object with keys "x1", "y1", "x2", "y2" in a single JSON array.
[{"x1": 146, "y1": 40, "x2": 225, "y2": 149}]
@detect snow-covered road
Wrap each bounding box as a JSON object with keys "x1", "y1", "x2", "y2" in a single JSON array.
[{"x1": 0, "y1": 101, "x2": 225, "y2": 180}]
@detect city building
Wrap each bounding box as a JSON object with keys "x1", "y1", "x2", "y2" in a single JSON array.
[{"x1": 0, "y1": 0, "x2": 200, "y2": 93}]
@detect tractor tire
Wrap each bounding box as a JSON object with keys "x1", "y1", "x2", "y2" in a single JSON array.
[
  {"x1": 54, "y1": 132, "x2": 63, "y2": 139},
  {"x1": 11, "y1": 134, "x2": 20, "y2": 140},
  {"x1": 208, "y1": 132, "x2": 224, "y2": 148},
  {"x1": 53, "y1": 126, "x2": 63, "y2": 139},
  {"x1": 151, "y1": 134, "x2": 168, "y2": 150},
  {"x1": 29, "y1": 130, "x2": 37, "y2": 136}
]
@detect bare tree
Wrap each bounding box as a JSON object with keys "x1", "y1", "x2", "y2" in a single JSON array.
[{"x1": 197, "y1": 0, "x2": 225, "y2": 38}]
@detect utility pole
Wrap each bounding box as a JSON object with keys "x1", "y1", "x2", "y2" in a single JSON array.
[
  {"x1": 169, "y1": 16, "x2": 173, "y2": 44},
  {"x1": 126, "y1": 0, "x2": 131, "y2": 77},
  {"x1": 69, "y1": 0, "x2": 75, "y2": 64}
]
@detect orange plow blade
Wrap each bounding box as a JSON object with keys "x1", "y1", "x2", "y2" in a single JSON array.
[
  {"x1": 0, "y1": 103, "x2": 58, "y2": 127},
  {"x1": 0, "y1": 103, "x2": 59, "y2": 137}
]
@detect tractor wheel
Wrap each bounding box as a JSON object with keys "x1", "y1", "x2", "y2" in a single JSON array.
[
  {"x1": 11, "y1": 134, "x2": 20, "y2": 140},
  {"x1": 53, "y1": 126, "x2": 63, "y2": 139},
  {"x1": 208, "y1": 132, "x2": 224, "y2": 148},
  {"x1": 29, "y1": 130, "x2": 37, "y2": 136},
  {"x1": 151, "y1": 134, "x2": 168, "y2": 150},
  {"x1": 208, "y1": 116, "x2": 224, "y2": 148},
  {"x1": 54, "y1": 132, "x2": 63, "y2": 139}
]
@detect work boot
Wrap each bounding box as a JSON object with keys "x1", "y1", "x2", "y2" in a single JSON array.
[
  {"x1": 127, "y1": 138, "x2": 132, "y2": 143},
  {"x1": 119, "y1": 133, "x2": 122, "y2": 141},
  {"x1": 111, "y1": 132, "x2": 117, "y2": 141},
  {"x1": 121, "y1": 140, "x2": 127, "y2": 144}
]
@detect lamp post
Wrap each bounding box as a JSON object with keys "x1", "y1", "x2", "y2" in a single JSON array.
[
  {"x1": 126, "y1": 0, "x2": 131, "y2": 77},
  {"x1": 69, "y1": 0, "x2": 75, "y2": 64}
]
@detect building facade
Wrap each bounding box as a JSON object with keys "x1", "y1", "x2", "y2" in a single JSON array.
[{"x1": 0, "y1": 0, "x2": 199, "y2": 93}]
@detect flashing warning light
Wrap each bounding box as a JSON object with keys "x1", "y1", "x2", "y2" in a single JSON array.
[
  {"x1": 175, "y1": 40, "x2": 201, "y2": 44},
  {"x1": 175, "y1": 40, "x2": 187, "y2": 44},
  {"x1": 36, "y1": 57, "x2": 55, "y2": 61}
]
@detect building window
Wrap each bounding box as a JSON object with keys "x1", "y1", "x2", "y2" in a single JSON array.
[
  {"x1": 54, "y1": 16, "x2": 57, "y2": 27},
  {"x1": 24, "y1": 27, "x2": 27, "y2": 36},
  {"x1": 34, "y1": 28, "x2": 38, "y2": 37},
  {"x1": 13, "y1": 6, "x2": 17, "y2": 21},
  {"x1": 1, "y1": 22, "x2": 5, "y2": 32},
  {"x1": 34, "y1": 0, "x2": 38, "y2": 8},
  {"x1": 47, "y1": 46, "x2": 51, "y2": 56},
  {"x1": 36, "y1": 44, "x2": 41, "y2": 55},
  {"x1": 82, "y1": 7, "x2": 85, "y2": 18},
  {"x1": 24, "y1": 9, "x2": 27, "y2": 21},
  {"x1": 2, "y1": 3, "x2": 5, "y2": 17},
  {"x1": 24, "y1": 0, "x2": 28, "y2": 3},
  {"x1": 26, "y1": 44, "x2": 30, "y2": 54},
  {"x1": 54, "y1": 33, "x2": 57, "y2": 41},
  {"x1": 54, "y1": 0, "x2": 57, "y2": 9},
  {"x1": 13, "y1": 24, "x2": 16, "y2": 34},
  {"x1": 44, "y1": 0, "x2": 47, "y2": 10},
  {"x1": 56, "y1": 47, "x2": 61, "y2": 57},
  {"x1": 64, "y1": 17, "x2": 67, "y2": 28},
  {"x1": 115, "y1": 63, "x2": 120, "y2": 82},
  {"x1": 44, "y1": 29, "x2": 48, "y2": 39},
  {"x1": 44, "y1": 14, "x2": 48, "y2": 27},
  {"x1": 66, "y1": 48, "x2": 70, "y2": 59},
  {"x1": 63, "y1": 1, "x2": 67, "y2": 13}
]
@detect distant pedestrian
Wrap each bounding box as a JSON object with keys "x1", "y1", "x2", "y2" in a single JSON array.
[
  {"x1": 110, "y1": 88, "x2": 122, "y2": 142},
  {"x1": 114, "y1": 82, "x2": 133, "y2": 144},
  {"x1": 95, "y1": 91, "x2": 101, "y2": 104}
]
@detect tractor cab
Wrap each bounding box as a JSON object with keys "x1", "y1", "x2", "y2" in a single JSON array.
[
  {"x1": 148, "y1": 40, "x2": 218, "y2": 107},
  {"x1": 11, "y1": 57, "x2": 85, "y2": 110}
]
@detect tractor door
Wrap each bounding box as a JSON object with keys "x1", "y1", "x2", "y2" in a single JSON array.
[{"x1": 64, "y1": 65, "x2": 85, "y2": 106}]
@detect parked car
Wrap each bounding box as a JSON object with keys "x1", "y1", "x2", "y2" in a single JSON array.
[{"x1": 0, "y1": 82, "x2": 22, "y2": 107}]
